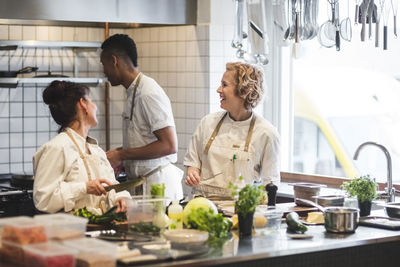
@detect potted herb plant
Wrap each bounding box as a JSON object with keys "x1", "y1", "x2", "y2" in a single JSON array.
[
  {"x1": 234, "y1": 184, "x2": 266, "y2": 237},
  {"x1": 341, "y1": 175, "x2": 377, "y2": 216}
]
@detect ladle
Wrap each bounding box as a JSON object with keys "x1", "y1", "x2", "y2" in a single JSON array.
[{"x1": 340, "y1": 0, "x2": 353, "y2": 41}]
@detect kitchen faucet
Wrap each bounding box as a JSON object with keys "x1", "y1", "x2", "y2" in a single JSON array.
[{"x1": 353, "y1": 142, "x2": 395, "y2": 202}]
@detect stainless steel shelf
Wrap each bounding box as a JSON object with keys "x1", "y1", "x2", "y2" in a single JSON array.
[
  {"x1": 0, "y1": 40, "x2": 101, "y2": 50},
  {"x1": 0, "y1": 77, "x2": 104, "y2": 88}
]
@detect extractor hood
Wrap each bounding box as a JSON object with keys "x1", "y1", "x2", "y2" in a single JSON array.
[{"x1": 0, "y1": 0, "x2": 197, "y2": 27}]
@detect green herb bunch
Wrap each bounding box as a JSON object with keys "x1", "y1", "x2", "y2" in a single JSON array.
[
  {"x1": 186, "y1": 208, "x2": 232, "y2": 246},
  {"x1": 74, "y1": 206, "x2": 126, "y2": 226},
  {"x1": 341, "y1": 175, "x2": 378, "y2": 202},
  {"x1": 150, "y1": 183, "x2": 165, "y2": 198},
  {"x1": 235, "y1": 184, "x2": 266, "y2": 216}
]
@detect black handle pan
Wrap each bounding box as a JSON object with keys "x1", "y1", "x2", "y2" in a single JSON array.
[{"x1": 0, "y1": 66, "x2": 38, "y2": 77}]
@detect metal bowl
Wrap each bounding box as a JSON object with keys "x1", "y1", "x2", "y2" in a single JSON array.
[{"x1": 383, "y1": 202, "x2": 400, "y2": 218}]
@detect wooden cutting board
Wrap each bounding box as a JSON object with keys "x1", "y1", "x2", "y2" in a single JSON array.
[{"x1": 277, "y1": 202, "x2": 318, "y2": 217}]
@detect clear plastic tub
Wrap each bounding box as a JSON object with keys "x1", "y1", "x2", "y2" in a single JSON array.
[
  {"x1": 34, "y1": 213, "x2": 88, "y2": 241},
  {"x1": 253, "y1": 205, "x2": 284, "y2": 235},
  {"x1": 23, "y1": 242, "x2": 77, "y2": 267},
  {"x1": 0, "y1": 216, "x2": 48, "y2": 245},
  {"x1": 63, "y1": 237, "x2": 116, "y2": 267},
  {"x1": 126, "y1": 196, "x2": 170, "y2": 235},
  {"x1": 0, "y1": 240, "x2": 25, "y2": 266}
]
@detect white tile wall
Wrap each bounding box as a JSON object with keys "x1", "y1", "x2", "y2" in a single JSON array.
[{"x1": 0, "y1": 0, "x2": 242, "y2": 177}]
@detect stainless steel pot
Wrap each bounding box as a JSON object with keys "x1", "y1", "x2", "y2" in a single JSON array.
[
  {"x1": 324, "y1": 207, "x2": 359, "y2": 233},
  {"x1": 297, "y1": 198, "x2": 359, "y2": 233}
]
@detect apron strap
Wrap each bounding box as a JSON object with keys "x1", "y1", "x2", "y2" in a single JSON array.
[
  {"x1": 203, "y1": 112, "x2": 227, "y2": 155},
  {"x1": 129, "y1": 73, "x2": 142, "y2": 121},
  {"x1": 65, "y1": 130, "x2": 92, "y2": 180},
  {"x1": 244, "y1": 115, "x2": 256, "y2": 152},
  {"x1": 203, "y1": 112, "x2": 256, "y2": 154}
]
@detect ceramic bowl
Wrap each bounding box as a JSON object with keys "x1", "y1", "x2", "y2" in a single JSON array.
[{"x1": 163, "y1": 229, "x2": 209, "y2": 245}]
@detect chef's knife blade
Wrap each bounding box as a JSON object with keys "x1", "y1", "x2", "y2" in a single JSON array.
[{"x1": 105, "y1": 165, "x2": 162, "y2": 192}]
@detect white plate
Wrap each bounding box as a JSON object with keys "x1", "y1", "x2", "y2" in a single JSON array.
[{"x1": 163, "y1": 229, "x2": 209, "y2": 245}]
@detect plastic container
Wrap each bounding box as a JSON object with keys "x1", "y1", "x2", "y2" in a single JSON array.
[
  {"x1": 291, "y1": 183, "x2": 325, "y2": 206},
  {"x1": 34, "y1": 213, "x2": 88, "y2": 241},
  {"x1": 168, "y1": 200, "x2": 183, "y2": 230},
  {"x1": 0, "y1": 216, "x2": 48, "y2": 245},
  {"x1": 23, "y1": 242, "x2": 77, "y2": 267},
  {"x1": 253, "y1": 205, "x2": 284, "y2": 235},
  {"x1": 0, "y1": 240, "x2": 25, "y2": 266},
  {"x1": 126, "y1": 196, "x2": 169, "y2": 235},
  {"x1": 63, "y1": 237, "x2": 117, "y2": 267}
]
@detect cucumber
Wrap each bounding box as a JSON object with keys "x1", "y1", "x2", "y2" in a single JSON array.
[{"x1": 286, "y1": 212, "x2": 308, "y2": 233}]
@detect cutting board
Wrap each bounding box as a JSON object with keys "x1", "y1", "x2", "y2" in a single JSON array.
[{"x1": 219, "y1": 202, "x2": 318, "y2": 217}]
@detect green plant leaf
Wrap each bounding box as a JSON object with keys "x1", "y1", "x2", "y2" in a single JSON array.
[{"x1": 341, "y1": 175, "x2": 377, "y2": 202}]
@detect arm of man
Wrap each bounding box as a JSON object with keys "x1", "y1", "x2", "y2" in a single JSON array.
[{"x1": 106, "y1": 126, "x2": 177, "y2": 167}]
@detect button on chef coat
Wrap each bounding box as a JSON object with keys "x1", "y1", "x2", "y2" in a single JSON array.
[
  {"x1": 33, "y1": 128, "x2": 131, "y2": 214},
  {"x1": 184, "y1": 111, "x2": 280, "y2": 198},
  {"x1": 122, "y1": 74, "x2": 183, "y2": 200}
]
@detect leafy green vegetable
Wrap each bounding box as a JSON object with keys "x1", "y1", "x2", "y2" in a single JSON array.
[
  {"x1": 74, "y1": 206, "x2": 126, "y2": 226},
  {"x1": 186, "y1": 207, "x2": 232, "y2": 246},
  {"x1": 235, "y1": 184, "x2": 266, "y2": 216},
  {"x1": 150, "y1": 183, "x2": 165, "y2": 198},
  {"x1": 130, "y1": 222, "x2": 161, "y2": 235},
  {"x1": 341, "y1": 175, "x2": 377, "y2": 202}
]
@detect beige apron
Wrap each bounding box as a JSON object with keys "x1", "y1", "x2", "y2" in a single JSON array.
[
  {"x1": 66, "y1": 130, "x2": 113, "y2": 214},
  {"x1": 121, "y1": 73, "x2": 183, "y2": 200},
  {"x1": 196, "y1": 112, "x2": 257, "y2": 199}
]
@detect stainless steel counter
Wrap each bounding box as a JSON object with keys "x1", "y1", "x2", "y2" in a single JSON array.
[{"x1": 138, "y1": 211, "x2": 400, "y2": 267}]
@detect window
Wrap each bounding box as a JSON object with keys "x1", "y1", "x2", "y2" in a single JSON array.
[{"x1": 285, "y1": 0, "x2": 400, "y2": 184}]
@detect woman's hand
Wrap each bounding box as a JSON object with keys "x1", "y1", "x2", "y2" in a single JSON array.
[
  {"x1": 86, "y1": 179, "x2": 113, "y2": 196},
  {"x1": 115, "y1": 198, "x2": 127, "y2": 213},
  {"x1": 185, "y1": 166, "x2": 201, "y2": 187}
]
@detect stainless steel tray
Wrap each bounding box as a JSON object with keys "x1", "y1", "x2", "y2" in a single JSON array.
[{"x1": 359, "y1": 216, "x2": 400, "y2": 230}]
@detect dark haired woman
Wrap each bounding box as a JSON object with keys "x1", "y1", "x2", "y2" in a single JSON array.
[{"x1": 33, "y1": 81, "x2": 131, "y2": 214}]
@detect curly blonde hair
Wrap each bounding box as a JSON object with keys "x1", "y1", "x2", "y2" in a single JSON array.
[{"x1": 226, "y1": 62, "x2": 264, "y2": 109}]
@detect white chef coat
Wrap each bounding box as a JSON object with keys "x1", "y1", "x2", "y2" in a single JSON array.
[
  {"x1": 184, "y1": 111, "x2": 280, "y2": 198},
  {"x1": 33, "y1": 128, "x2": 131, "y2": 214},
  {"x1": 122, "y1": 73, "x2": 183, "y2": 200}
]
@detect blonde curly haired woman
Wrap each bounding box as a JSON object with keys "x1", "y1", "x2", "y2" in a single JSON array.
[{"x1": 184, "y1": 62, "x2": 280, "y2": 200}]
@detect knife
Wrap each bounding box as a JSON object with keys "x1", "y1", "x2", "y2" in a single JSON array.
[{"x1": 105, "y1": 165, "x2": 163, "y2": 192}]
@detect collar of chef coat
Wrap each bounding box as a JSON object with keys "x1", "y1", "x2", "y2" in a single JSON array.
[
  {"x1": 126, "y1": 73, "x2": 142, "y2": 95},
  {"x1": 65, "y1": 127, "x2": 98, "y2": 151},
  {"x1": 225, "y1": 111, "x2": 254, "y2": 126}
]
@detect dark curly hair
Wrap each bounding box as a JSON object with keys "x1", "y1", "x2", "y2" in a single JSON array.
[
  {"x1": 43, "y1": 80, "x2": 89, "y2": 133},
  {"x1": 101, "y1": 34, "x2": 138, "y2": 67}
]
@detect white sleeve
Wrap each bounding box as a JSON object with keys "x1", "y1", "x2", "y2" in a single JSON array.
[
  {"x1": 96, "y1": 148, "x2": 132, "y2": 201},
  {"x1": 183, "y1": 119, "x2": 204, "y2": 169},
  {"x1": 139, "y1": 93, "x2": 175, "y2": 132},
  {"x1": 33, "y1": 144, "x2": 87, "y2": 213},
  {"x1": 260, "y1": 131, "x2": 281, "y2": 185}
]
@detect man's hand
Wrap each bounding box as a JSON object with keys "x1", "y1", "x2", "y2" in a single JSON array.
[
  {"x1": 185, "y1": 166, "x2": 201, "y2": 187},
  {"x1": 86, "y1": 178, "x2": 113, "y2": 196},
  {"x1": 106, "y1": 149, "x2": 122, "y2": 168},
  {"x1": 115, "y1": 198, "x2": 127, "y2": 213}
]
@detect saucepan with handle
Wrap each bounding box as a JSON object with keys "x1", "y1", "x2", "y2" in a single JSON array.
[
  {"x1": 296, "y1": 198, "x2": 359, "y2": 233},
  {"x1": 0, "y1": 66, "x2": 38, "y2": 77}
]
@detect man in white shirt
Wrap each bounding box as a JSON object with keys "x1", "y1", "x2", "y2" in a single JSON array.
[{"x1": 100, "y1": 34, "x2": 183, "y2": 200}]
